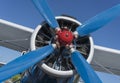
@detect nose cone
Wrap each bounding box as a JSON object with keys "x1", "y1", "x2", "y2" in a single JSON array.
[{"x1": 57, "y1": 29, "x2": 74, "y2": 45}]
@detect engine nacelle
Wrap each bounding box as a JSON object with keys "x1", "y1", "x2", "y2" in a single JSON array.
[{"x1": 30, "y1": 15, "x2": 94, "y2": 77}]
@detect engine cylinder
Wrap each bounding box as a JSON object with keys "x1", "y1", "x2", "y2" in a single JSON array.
[{"x1": 30, "y1": 15, "x2": 94, "y2": 77}]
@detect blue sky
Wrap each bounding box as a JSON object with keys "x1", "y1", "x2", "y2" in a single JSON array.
[
  {"x1": 0, "y1": 0, "x2": 120, "y2": 82},
  {"x1": 0, "y1": 0, "x2": 120, "y2": 49}
]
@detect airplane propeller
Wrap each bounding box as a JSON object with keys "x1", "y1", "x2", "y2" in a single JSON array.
[
  {"x1": 0, "y1": 44, "x2": 55, "y2": 82},
  {"x1": 0, "y1": 0, "x2": 120, "y2": 83},
  {"x1": 71, "y1": 49, "x2": 101, "y2": 83},
  {"x1": 32, "y1": 0, "x2": 59, "y2": 29},
  {"x1": 75, "y1": 4, "x2": 120, "y2": 36}
]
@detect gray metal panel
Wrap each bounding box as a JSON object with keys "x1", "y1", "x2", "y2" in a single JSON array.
[
  {"x1": 91, "y1": 45, "x2": 120, "y2": 75},
  {"x1": 0, "y1": 19, "x2": 34, "y2": 52}
]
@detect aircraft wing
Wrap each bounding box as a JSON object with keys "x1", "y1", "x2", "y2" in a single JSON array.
[
  {"x1": 0, "y1": 19, "x2": 34, "y2": 52},
  {"x1": 91, "y1": 45, "x2": 120, "y2": 75}
]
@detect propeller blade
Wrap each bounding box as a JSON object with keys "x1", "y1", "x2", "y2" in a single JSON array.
[
  {"x1": 32, "y1": 0, "x2": 59, "y2": 28},
  {"x1": 71, "y1": 50, "x2": 102, "y2": 83},
  {"x1": 0, "y1": 44, "x2": 55, "y2": 82},
  {"x1": 76, "y1": 4, "x2": 120, "y2": 36}
]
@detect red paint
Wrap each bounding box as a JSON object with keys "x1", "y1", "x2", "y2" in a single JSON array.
[{"x1": 57, "y1": 29, "x2": 74, "y2": 46}]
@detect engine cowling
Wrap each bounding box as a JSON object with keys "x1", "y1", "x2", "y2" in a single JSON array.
[{"x1": 30, "y1": 15, "x2": 94, "y2": 77}]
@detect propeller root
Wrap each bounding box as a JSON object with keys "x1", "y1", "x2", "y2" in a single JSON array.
[{"x1": 73, "y1": 31, "x2": 79, "y2": 38}]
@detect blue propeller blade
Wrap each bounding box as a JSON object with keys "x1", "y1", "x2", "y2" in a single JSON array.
[
  {"x1": 0, "y1": 45, "x2": 54, "y2": 82},
  {"x1": 76, "y1": 4, "x2": 120, "y2": 36},
  {"x1": 71, "y1": 50, "x2": 102, "y2": 83},
  {"x1": 32, "y1": 0, "x2": 59, "y2": 28}
]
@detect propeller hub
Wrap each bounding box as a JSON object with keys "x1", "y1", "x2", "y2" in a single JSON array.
[{"x1": 56, "y1": 28, "x2": 74, "y2": 46}]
